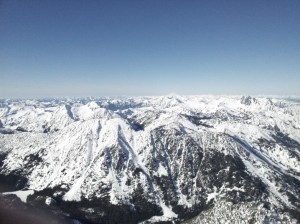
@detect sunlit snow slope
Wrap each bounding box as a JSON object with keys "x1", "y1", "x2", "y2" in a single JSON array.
[{"x1": 0, "y1": 95, "x2": 300, "y2": 223}]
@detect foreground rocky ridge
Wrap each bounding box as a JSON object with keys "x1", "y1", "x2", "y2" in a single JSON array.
[{"x1": 0, "y1": 95, "x2": 299, "y2": 223}]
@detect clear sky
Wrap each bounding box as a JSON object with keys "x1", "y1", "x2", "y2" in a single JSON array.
[{"x1": 0, "y1": 0, "x2": 299, "y2": 98}]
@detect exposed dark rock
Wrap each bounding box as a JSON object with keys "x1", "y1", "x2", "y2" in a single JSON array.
[
  {"x1": 181, "y1": 114, "x2": 213, "y2": 128},
  {"x1": 241, "y1": 96, "x2": 257, "y2": 105},
  {"x1": 272, "y1": 128, "x2": 300, "y2": 149},
  {"x1": 24, "y1": 153, "x2": 43, "y2": 170},
  {"x1": 0, "y1": 128, "x2": 15, "y2": 134},
  {"x1": 0, "y1": 153, "x2": 7, "y2": 169},
  {"x1": 16, "y1": 126, "x2": 28, "y2": 132}
]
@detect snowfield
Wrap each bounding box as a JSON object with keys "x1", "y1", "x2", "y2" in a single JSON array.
[{"x1": 0, "y1": 95, "x2": 300, "y2": 223}]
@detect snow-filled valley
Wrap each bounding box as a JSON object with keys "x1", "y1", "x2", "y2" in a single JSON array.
[{"x1": 0, "y1": 95, "x2": 300, "y2": 223}]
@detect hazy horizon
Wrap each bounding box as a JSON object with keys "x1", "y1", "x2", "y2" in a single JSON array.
[{"x1": 1, "y1": 93, "x2": 300, "y2": 101}]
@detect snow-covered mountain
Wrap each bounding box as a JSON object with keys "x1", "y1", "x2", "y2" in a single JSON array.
[{"x1": 0, "y1": 95, "x2": 300, "y2": 223}]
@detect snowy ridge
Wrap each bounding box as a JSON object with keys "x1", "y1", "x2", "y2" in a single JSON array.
[{"x1": 0, "y1": 95, "x2": 300, "y2": 223}]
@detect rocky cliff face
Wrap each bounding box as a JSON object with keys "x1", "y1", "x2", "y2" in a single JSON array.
[{"x1": 0, "y1": 95, "x2": 299, "y2": 223}]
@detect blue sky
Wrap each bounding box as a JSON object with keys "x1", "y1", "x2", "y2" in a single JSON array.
[{"x1": 0, "y1": 0, "x2": 299, "y2": 97}]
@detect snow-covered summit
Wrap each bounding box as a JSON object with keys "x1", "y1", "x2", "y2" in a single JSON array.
[{"x1": 0, "y1": 95, "x2": 300, "y2": 223}]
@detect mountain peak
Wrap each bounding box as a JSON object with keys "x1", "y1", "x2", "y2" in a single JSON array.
[
  {"x1": 240, "y1": 95, "x2": 258, "y2": 105},
  {"x1": 0, "y1": 95, "x2": 300, "y2": 223}
]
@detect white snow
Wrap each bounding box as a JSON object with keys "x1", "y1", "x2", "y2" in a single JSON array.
[
  {"x1": 2, "y1": 190, "x2": 34, "y2": 203},
  {"x1": 0, "y1": 95, "x2": 300, "y2": 222},
  {"x1": 142, "y1": 200, "x2": 178, "y2": 223},
  {"x1": 157, "y1": 163, "x2": 168, "y2": 177}
]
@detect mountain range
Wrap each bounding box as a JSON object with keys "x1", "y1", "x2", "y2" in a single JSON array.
[{"x1": 0, "y1": 95, "x2": 299, "y2": 223}]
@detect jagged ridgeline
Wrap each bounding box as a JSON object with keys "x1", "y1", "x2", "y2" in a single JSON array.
[{"x1": 0, "y1": 95, "x2": 300, "y2": 223}]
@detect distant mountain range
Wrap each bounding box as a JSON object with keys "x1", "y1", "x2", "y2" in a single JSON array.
[{"x1": 0, "y1": 95, "x2": 300, "y2": 223}]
